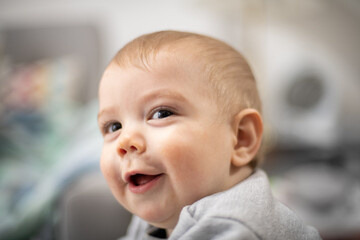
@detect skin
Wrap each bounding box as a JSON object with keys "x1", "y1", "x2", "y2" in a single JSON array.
[{"x1": 98, "y1": 55, "x2": 262, "y2": 233}]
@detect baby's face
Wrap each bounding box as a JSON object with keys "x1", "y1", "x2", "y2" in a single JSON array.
[{"x1": 98, "y1": 59, "x2": 236, "y2": 230}]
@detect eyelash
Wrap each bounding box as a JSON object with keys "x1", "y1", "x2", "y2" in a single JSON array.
[
  {"x1": 102, "y1": 121, "x2": 122, "y2": 134},
  {"x1": 101, "y1": 107, "x2": 176, "y2": 135},
  {"x1": 148, "y1": 106, "x2": 175, "y2": 120}
]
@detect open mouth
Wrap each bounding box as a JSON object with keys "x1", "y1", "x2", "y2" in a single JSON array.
[
  {"x1": 125, "y1": 171, "x2": 164, "y2": 193},
  {"x1": 127, "y1": 173, "x2": 163, "y2": 192},
  {"x1": 130, "y1": 173, "x2": 162, "y2": 186}
]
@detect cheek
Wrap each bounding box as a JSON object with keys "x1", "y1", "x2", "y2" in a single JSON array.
[
  {"x1": 155, "y1": 125, "x2": 233, "y2": 194},
  {"x1": 157, "y1": 126, "x2": 207, "y2": 162},
  {"x1": 100, "y1": 146, "x2": 120, "y2": 189},
  {"x1": 100, "y1": 146, "x2": 130, "y2": 208},
  {"x1": 100, "y1": 147, "x2": 112, "y2": 177},
  {"x1": 156, "y1": 127, "x2": 217, "y2": 183}
]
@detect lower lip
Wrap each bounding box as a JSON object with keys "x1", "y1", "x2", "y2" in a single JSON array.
[{"x1": 128, "y1": 174, "x2": 164, "y2": 194}]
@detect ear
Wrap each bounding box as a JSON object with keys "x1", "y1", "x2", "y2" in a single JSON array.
[{"x1": 231, "y1": 108, "x2": 263, "y2": 167}]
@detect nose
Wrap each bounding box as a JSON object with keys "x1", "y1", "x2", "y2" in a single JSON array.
[{"x1": 116, "y1": 128, "x2": 146, "y2": 157}]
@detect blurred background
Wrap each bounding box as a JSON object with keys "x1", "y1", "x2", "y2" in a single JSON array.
[{"x1": 0, "y1": 0, "x2": 359, "y2": 239}]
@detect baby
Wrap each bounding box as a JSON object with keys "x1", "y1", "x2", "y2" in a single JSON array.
[{"x1": 97, "y1": 30, "x2": 321, "y2": 239}]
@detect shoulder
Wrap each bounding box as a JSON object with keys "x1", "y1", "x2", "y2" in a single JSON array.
[
  {"x1": 172, "y1": 169, "x2": 322, "y2": 240},
  {"x1": 118, "y1": 215, "x2": 148, "y2": 240},
  {"x1": 170, "y1": 216, "x2": 259, "y2": 239},
  {"x1": 185, "y1": 169, "x2": 272, "y2": 221},
  {"x1": 170, "y1": 170, "x2": 267, "y2": 239}
]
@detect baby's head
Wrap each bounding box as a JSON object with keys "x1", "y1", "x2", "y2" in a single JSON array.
[
  {"x1": 114, "y1": 31, "x2": 262, "y2": 120},
  {"x1": 98, "y1": 31, "x2": 263, "y2": 232}
]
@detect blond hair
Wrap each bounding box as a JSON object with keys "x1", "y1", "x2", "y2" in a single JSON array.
[{"x1": 112, "y1": 30, "x2": 263, "y2": 167}]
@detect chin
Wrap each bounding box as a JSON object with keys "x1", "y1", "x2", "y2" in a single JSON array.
[{"x1": 137, "y1": 208, "x2": 179, "y2": 230}]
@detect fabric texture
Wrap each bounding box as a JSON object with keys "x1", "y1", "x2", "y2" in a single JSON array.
[{"x1": 119, "y1": 169, "x2": 322, "y2": 240}]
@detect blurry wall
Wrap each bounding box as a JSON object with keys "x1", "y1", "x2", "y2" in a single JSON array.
[{"x1": 263, "y1": 1, "x2": 360, "y2": 149}]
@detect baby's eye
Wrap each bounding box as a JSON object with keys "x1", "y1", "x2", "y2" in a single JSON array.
[
  {"x1": 105, "y1": 122, "x2": 122, "y2": 133},
  {"x1": 151, "y1": 109, "x2": 174, "y2": 119}
]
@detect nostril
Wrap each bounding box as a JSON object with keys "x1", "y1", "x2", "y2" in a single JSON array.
[
  {"x1": 130, "y1": 146, "x2": 137, "y2": 151},
  {"x1": 119, "y1": 149, "x2": 127, "y2": 155}
]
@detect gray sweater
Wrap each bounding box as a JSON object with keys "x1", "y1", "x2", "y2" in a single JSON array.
[{"x1": 120, "y1": 170, "x2": 322, "y2": 240}]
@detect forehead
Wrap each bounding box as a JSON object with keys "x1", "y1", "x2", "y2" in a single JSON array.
[
  {"x1": 101, "y1": 51, "x2": 206, "y2": 89},
  {"x1": 99, "y1": 57, "x2": 213, "y2": 108},
  {"x1": 97, "y1": 53, "x2": 231, "y2": 125}
]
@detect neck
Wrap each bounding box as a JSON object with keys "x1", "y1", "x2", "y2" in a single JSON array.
[
  {"x1": 166, "y1": 229, "x2": 173, "y2": 237},
  {"x1": 229, "y1": 164, "x2": 254, "y2": 188}
]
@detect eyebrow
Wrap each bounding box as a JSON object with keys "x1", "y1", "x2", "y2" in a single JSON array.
[
  {"x1": 141, "y1": 89, "x2": 188, "y2": 104},
  {"x1": 97, "y1": 106, "x2": 117, "y2": 122},
  {"x1": 97, "y1": 89, "x2": 188, "y2": 121}
]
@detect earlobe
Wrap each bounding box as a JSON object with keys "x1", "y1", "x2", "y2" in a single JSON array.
[{"x1": 231, "y1": 109, "x2": 263, "y2": 167}]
